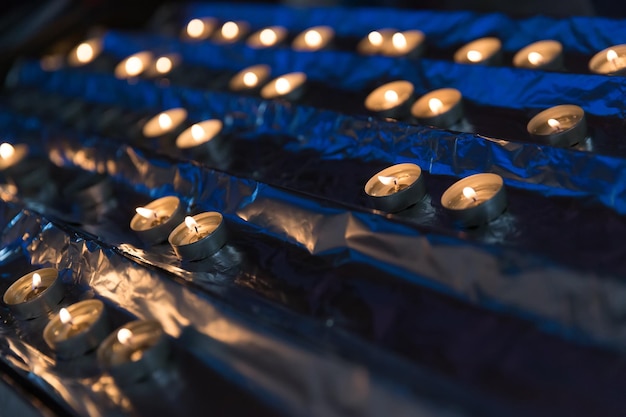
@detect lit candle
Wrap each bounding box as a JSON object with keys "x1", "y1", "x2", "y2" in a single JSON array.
[
  {"x1": 97, "y1": 320, "x2": 170, "y2": 385},
  {"x1": 357, "y1": 28, "x2": 395, "y2": 55},
  {"x1": 141, "y1": 108, "x2": 188, "y2": 138},
  {"x1": 130, "y1": 196, "x2": 186, "y2": 245},
  {"x1": 260, "y1": 72, "x2": 307, "y2": 101},
  {"x1": 3, "y1": 268, "x2": 64, "y2": 320},
  {"x1": 168, "y1": 212, "x2": 227, "y2": 261},
  {"x1": 144, "y1": 54, "x2": 180, "y2": 78},
  {"x1": 441, "y1": 173, "x2": 507, "y2": 227},
  {"x1": 364, "y1": 80, "x2": 414, "y2": 119},
  {"x1": 228, "y1": 64, "x2": 271, "y2": 92},
  {"x1": 114, "y1": 51, "x2": 153, "y2": 79},
  {"x1": 513, "y1": 40, "x2": 563, "y2": 71},
  {"x1": 67, "y1": 38, "x2": 103, "y2": 67},
  {"x1": 214, "y1": 21, "x2": 249, "y2": 44},
  {"x1": 43, "y1": 299, "x2": 109, "y2": 359},
  {"x1": 454, "y1": 37, "x2": 502, "y2": 66},
  {"x1": 175, "y1": 119, "x2": 223, "y2": 151},
  {"x1": 589, "y1": 44, "x2": 626, "y2": 75},
  {"x1": 0, "y1": 142, "x2": 28, "y2": 172},
  {"x1": 411, "y1": 88, "x2": 464, "y2": 128},
  {"x1": 364, "y1": 163, "x2": 426, "y2": 212},
  {"x1": 526, "y1": 104, "x2": 587, "y2": 147},
  {"x1": 246, "y1": 26, "x2": 287, "y2": 49},
  {"x1": 292, "y1": 26, "x2": 334, "y2": 51},
  {"x1": 183, "y1": 17, "x2": 217, "y2": 40},
  {"x1": 381, "y1": 30, "x2": 425, "y2": 58}
]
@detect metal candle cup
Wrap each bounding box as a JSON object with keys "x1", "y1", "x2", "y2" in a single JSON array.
[
  {"x1": 513, "y1": 40, "x2": 563, "y2": 71},
  {"x1": 365, "y1": 163, "x2": 426, "y2": 212},
  {"x1": 357, "y1": 29, "x2": 395, "y2": 55},
  {"x1": 527, "y1": 105, "x2": 586, "y2": 147},
  {"x1": 441, "y1": 173, "x2": 507, "y2": 227},
  {"x1": 141, "y1": 108, "x2": 188, "y2": 139},
  {"x1": 130, "y1": 196, "x2": 186, "y2": 245},
  {"x1": 260, "y1": 72, "x2": 307, "y2": 101},
  {"x1": 381, "y1": 30, "x2": 425, "y2": 58},
  {"x1": 246, "y1": 26, "x2": 287, "y2": 49},
  {"x1": 43, "y1": 299, "x2": 108, "y2": 359},
  {"x1": 114, "y1": 51, "x2": 153, "y2": 79},
  {"x1": 229, "y1": 64, "x2": 271, "y2": 93},
  {"x1": 292, "y1": 26, "x2": 334, "y2": 52},
  {"x1": 365, "y1": 80, "x2": 414, "y2": 119},
  {"x1": 183, "y1": 17, "x2": 217, "y2": 41},
  {"x1": 213, "y1": 21, "x2": 249, "y2": 44},
  {"x1": 454, "y1": 37, "x2": 502, "y2": 66},
  {"x1": 175, "y1": 119, "x2": 224, "y2": 155},
  {"x1": 97, "y1": 320, "x2": 170, "y2": 385},
  {"x1": 589, "y1": 44, "x2": 626, "y2": 75},
  {"x1": 168, "y1": 212, "x2": 227, "y2": 261},
  {"x1": 3, "y1": 268, "x2": 64, "y2": 320},
  {"x1": 67, "y1": 38, "x2": 103, "y2": 67},
  {"x1": 411, "y1": 88, "x2": 463, "y2": 128}
]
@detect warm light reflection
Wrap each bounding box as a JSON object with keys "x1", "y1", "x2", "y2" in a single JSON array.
[
  {"x1": 124, "y1": 56, "x2": 144, "y2": 76},
  {"x1": 466, "y1": 50, "x2": 483, "y2": 62},
  {"x1": 155, "y1": 57, "x2": 173, "y2": 74},
  {"x1": 368, "y1": 31, "x2": 383, "y2": 47},
  {"x1": 59, "y1": 308, "x2": 73, "y2": 325},
  {"x1": 191, "y1": 124, "x2": 206, "y2": 141},
  {"x1": 185, "y1": 216, "x2": 200, "y2": 233},
  {"x1": 378, "y1": 175, "x2": 397, "y2": 186},
  {"x1": 428, "y1": 98, "x2": 444, "y2": 115},
  {"x1": 0, "y1": 143, "x2": 15, "y2": 160},
  {"x1": 547, "y1": 118, "x2": 561, "y2": 131},
  {"x1": 527, "y1": 51, "x2": 544, "y2": 66},
  {"x1": 607, "y1": 49, "x2": 618, "y2": 63},
  {"x1": 117, "y1": 328, "x2": 133, "y2": 345},
  {"x1": 136, "y1": 207, "x2": 156, "y2": 219},
  {"x1": 187, "y1": 19, "x2": 205, "y2": 38},
  {"x1": 463, "y1": 186, "x2": 477, "y2": 200},
  {"x1": 32, "y1": 273, "x2": 42, "y2": 291},
  {"x1": 76, "y1": 43, "x2": 94, "y2": 63},
  {"x1": 259, "y1": 28, "x2": 277, "y2": 46},
  {"x1": 392, "y1": 33, "x2": 407, "y2": 50},
  {"x1": 206, "y1": 318, "x2": 245, "y2": 343},
  {"x1": 158, "y1": 113, "x2": 173, "y2": 130},
  {"x1": 221, "y1": 21, "x2": 239, "y2": 40},
  {"x1": 384, "y1": 89, "x2": 399, "y2": 103},
  {"x1": 242, "y1": 71, "x2": 258, "y2": 87},
  {"x1": 304, "y1": 30, "x2": 322, "y2": 48},
  {"x1": 275, "y1": 77, "x2": 291, "y2": 95}
]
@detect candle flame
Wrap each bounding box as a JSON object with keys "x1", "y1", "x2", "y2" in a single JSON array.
[
  {"x1": 191, "y1": 124, "x2": 206, "y2": 141},
  {"x1": 59, "y1": 308, "x2": 72, "y2": 325},
  {"x1": 185, "y1": 216, "x2": 200, "y2": 233},
  {"x1": 304, "y1": 30, "x2": 322, "y2": 48},
  {"x1": 125, "y1": 56, "x2": 144, "y2": 76},
  {"x1": 221, "y1": 21, "x2": 239, "y2": 40},
  {"x1": 136, "y1": 206, "x2": 156, "y2": 219},
  {"x1": 117, "y1": 328, "x2": 133, "y2": 345},
  {"x1": 383, "y1": 89, "x2": 399, "y2": 103},
  {"x1": 378, "y1": 175, "x2": 398, "y2": 186},
  {"x1": 527, "y1": 51, "x2": 544, "y2": 66},
  {"x1": 76, "y1": 42, "x2": 94, "y2": 63},
  {"x1": 368, "y1": 31, "x2": 383, "y2": 47},
  {"x1": 547, "y1": 118, "x2": 561, "y2": 130},
  {"x1": 392, "y1": 33, "x2": 407, "y2": 50},
  {"x1": 158, "y1": 113, "x2": 173, "y2": 130},
  {"x1": 428, "y1": 98, "x2": 444, "y2": 115},
  {"x1": 462, "y1": 186, "x2": 477, "y2": 200},
  {"x1": 242, "y1": 71, "x2": 258, "y2": 87},
  {"x1": 466, "y1": 50, "x2": 483, "y2": 63},
  {"x1": 607, "y1": 49, "x2": 618, "y2": 62},
  {"x1": 259, "y1": 28, "x2": 277, "y2": 46},
  {"x1": 187, "y1": 19, "x2": 205, "y2": 38},
  {"x1": 32, "y1": 273, "x2": 42, "y2": 291},
  {"x1": 155, "y1": 57, "x2": 173, "y2": 74},
  {"x1": 0, "y1": 143, "x2": 15, "y2": 160},
  {"x1": 275, "y1": 77, "x2": 291, "y2": 95}
]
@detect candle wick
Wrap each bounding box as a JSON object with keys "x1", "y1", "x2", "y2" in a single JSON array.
[
  {"x1": 393, "y1": 178, "x2": 399, "y2": 192},
  {"x1": 194, "y1": 225, "x2": 199, "y2": 234}
]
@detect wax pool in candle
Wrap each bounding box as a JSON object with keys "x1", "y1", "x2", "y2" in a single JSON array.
[
  {"x1": 364, "y1": 163, "x2": 426, "y2": 212},
  {"x1": 381, "y1": 30, "x2": 425, "y2": 57},
  {"x1": 68, "y1": 38, "x2": 102, "y2": 66},
  {"x1": 454, "y1": 37, "x2": 502, "y2": 65},
  {"x1": 184, "y1": 17, "x2": 217, "y2": 40},
  {"x1": 513, "y1": 40, "x2": 563, "y2": 70},
  {"x1": 142, "y1": 108, "x2": 188, "y2": 138},
  {"x1": 411, "y1": 88, "x2": 463, "y2": 128},
  {"x1": 169, "y1": 212, "x2": 227, "y2": 260},
  {"x1": 130, "y1": 196, "x2": 185, "y2": 245},
  {"x1": 441, "y1": 173, "x2": 507, "y2": 226},
  {"x1": 589, "y1": 44, "x2": 626, "y2": 74},
  {"x1": 247, "y1": 26, "x2": 287, "y2": 49},
  {"x1": 229, "y1": 64, "x2": 271, "y2": 92},
  {"x1": 176, "y1": 119, "x2": 223, "y2": 149},
  {"x1": 260, "y1": 72, "x2": 307, "y2": 100},
  {"x1": 4, "y1": 268, "x2": 64, "y2": 319},
  {"x1": 365, "y1": 80, "x2": 414, "y2": 116},
  {"x1": 114, "y1": 52, "x2": 153, "y2": 79},
  {"x1": 292, "y1": 26, "x2": 334, "y2": 51}
]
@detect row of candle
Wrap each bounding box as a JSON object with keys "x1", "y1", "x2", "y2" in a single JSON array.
[
  {"x1": 179, "y1": 17, "x2": 626, "y2": 74},
  {"x1": 2, "y1": 268, "x2": 169, "y2": 385}
]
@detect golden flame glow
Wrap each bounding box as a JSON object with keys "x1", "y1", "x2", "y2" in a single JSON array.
[
  {"x1": 158, "y1": 113, "x2": 173, "y2": 130},
  {"x1": 392, "y1": 33, "x2": 407, "y2": 50},
  {"x1": 32, "y1": 273, "x2": 42, "y2": 291},
  {"x1": 191, "y1": 124, "x2": 206, "y2": 141},
  {"x1": 607, "y1": 49, "x2": 618, "y2": 62},
  {"x1": 155, "y1": 57, "x2": 173, "y2": 74},
  {"x1": 259, "y1": 28, "x2": 277, "y2": 46},
  {"x1": 59, "y1": 308, "x2": 72, "y2": 325},
  {"x1": 117, "y1": 328, "x2": 133, "y2": 345},
  {"x1": 135, "y1": 206, "x2": 156, "y2": 219},
  {"x1": 187, "y1": 19, "x2": 205, "y2": 38},
  {"x1": 547, "y1": 118, "x2": 561, "y2": 129},
  {"x1": 527, "y1": 51, "x2": 544, "y2": 66},
  {"x1": 0, "y1": 143, "x2": 15, "y2": 160},
  {"x1": 275, "y1": 77, "x2": 291, "y2": 95},
  {"x1": 383, "y1": 89, "x2": 399, "y2": 103},
  {"x1": 462, "y1": 186, "x2": 477, "y2": 200},
  {"x1": 124, "y1": 56, "x2": 144, "y2": 76},
  {"x1": 304, "y1": 30, "x2": 322, "y2": 48},
  {"x1": 466, "y1": 50, "x2": 483, "y2": 62},
  {"x1": 185, "y1": 216, "x2": 199, "y2": 232},
  {"x1": 368, "y1": 31, "x2": 383, "y2": 47},
  {"x1": 221, "y1": 21, "x2": 239, "y2": 40},
  {"x1": 428, "y1": 98, "x2": 444, "y2": 115},
  {"x1": 76, "y1": 43, "x2": 94, "y2": 63},
  {"x1": 242, "y1": 71, "x2": 258, "y2": 87},
  {"x1": 378, "y1": 175, "x2": 397, "y2": 186}
]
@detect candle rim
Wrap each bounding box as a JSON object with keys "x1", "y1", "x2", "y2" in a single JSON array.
[
  {"x1": 513, "y1": 39, "x2": 562, "y2": 69},
  {"x1": 365, "y1": 163, "x2": 422, "y2": 197},
  {"x1": 43, "y1": 299, "x2": 105, "y2": 346},
  {"x1": 142, "y1": 108, "x2": 188, "y2": 138},
  {"x1": 527, "y1": 104, "x2": 585, "y2": 136},
  {"x1": 292, "y1": 25, "x2": 334, "y2": 51},
  {"x1": 411, "y1": 87, "x2": 462, "y2": 119},
  {"x1": 175, "y1": 119, "x2": 223, "y2": 149},
  {"x1": 589, "y1": 43, "x2": 626, "y2": 74},
  {"x1": 454, "y1": 36, "x2": 501, "y2": 64},
  {"x1": 246, "y1": 25, "x2": 287, "y2": 49},
  {"x1": 260, "y1": 72, "x2": 307, "y2": 99},
  {"x1": 114, "y1": 51, "x2": 153, "y2": 79},
  {"x1": 168, "y1": 211, "x2": 224, "y2": 247},
  {"x1": 3, "y1": 267, "x2": 59, "y2": 306},
  {"x1": 130, "y1": 195, "x2": 181, "y2": 231},
  {"x1": 365, "y1": 80, "x2": 414, "y2": 112},
  {"x1": 441, "y1": 173, "x2": 504, "y2": 211},
  {"x1": 229, "y1": 64, "x2": 271, "y2": 91}
]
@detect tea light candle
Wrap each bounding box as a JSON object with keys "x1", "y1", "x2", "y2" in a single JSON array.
[
  {"x1": 142, "y1": 108, "x2": 188, "y2": 138},
  {"x1": 130, "y1": 196, "x2": 186, "y2": 245},
  {"x1": 43, "y1": 299, "x2": 109, "y2": 359},
  {"x1": 441, "y1": 173, "x2": 507, "y2": 227},
  {"x1": 247, "y1": 26, "x2": 287, "y2": 49},
  {"x1": 381, "y1": 30, "x2": 425, "y2": 58},
  {"x1": 213, "y1": 21, "x2": 249, "y2": 44},
  {"x1": 513, "y1": 40, "x2": 563, "y2": 71},
  {"x1": 97, "y1": 320, "x2": 170, "y2": 385},
  {"x1": 526, "y1": 104, "x2": 586, "y2": 147},
  {"x1": 183, "y1": 17, "x2": 217, "y2": 40},
  {"x1": 364, "y1": 163, "x2": 426, "y2": 212},
  {"x1": 3, "y1": 268, "x2": 64, "y2": 320},
  {"x1": 589, "y1": 44, "x2": 626, "y2": 75},
  {"x1": 175, "y1": 119, "x2": 223, "y2": 152},
  {"x1": 260, "y1": 72, "x2": 307, "y2": 101},
  {"x1": 454, "y1": 37, "x2": 502, "y2": 66},
  {"x1": 292, "y1": 26, "x2": 334, "y2": 51},
  {"x1": 144, "y1": 54, "x2": 180, "y2": 78},
  {"x1": 168, "y1": 212, "x2": 227, "y2": 261},
  {"x1": 0, "y1": 143, "x2": 28, "y2": 174},
  {"x1": 114, "y1": 51, "x2": 153, "y2": 79},
  {"x1": 228, "y1": 64, "x2": 271, "y2": 92},
  {"x1": 411, "y1": 88, "x2": 463, "y2": 128},
  {"x1": 357, "y1": 29, "x2": 395, "y2": 55},
  {"x1": 365, "y1": 80, "x2": 414, "y2": 119},
  {"x1": 67, "y1": 38, "x2": 103, "y2": 67}
]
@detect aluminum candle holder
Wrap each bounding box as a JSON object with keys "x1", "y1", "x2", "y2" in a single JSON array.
[
  {"x1": 589, "y1": 44, "x2": 626, "y2": 75},
  {"x1": 260, "y1": 72, "x2": 307, "y2": 101},
  {"x1": 513, "y1": 40, "x2": 564, "y2": 71},
  {"x1": 3, "y1": 268, "x2": 64, "y2": 320},
  {"x1": 381, "y1": 30, "x2": 425, "y2": 59},
  {"x1": 97, "y1": 320, "x2": 170, "y2": 385},
  {"x1": 144, "y1": 54, "x2": 180, "y2": 79},
  {"x1": 130, "y1": 196, "x2": 186, "y2": 245},
  {"x1": 411, "y1": 88, "x2": 463, "y2": 128},
  {"x1": 292, "y1": 26, "x2": 334, "y2": 52},
  {"x1": 67, "y1": 37, "x2": 103, "y2": 67},
  {"x1": 527, "y1": 104, "x2": 587, "y2": 147},
  {"x1": 175, "y1": 119, "x2": 224, "y2": 155},
  {"x1": 229, "y1": 64, "x2": 271, "y2": 93},
  {"x1": 364, "y1": 163, "x2": 426, "y2": 212},
  {"x1": 441, "y1": 173, "x2": 507, "y2": 227},
  {"x1": 365, "y1": 80, "x2": 414, "y2": 119},
  {"x1": 454, "y1": 37, "x2": 502, "y2": 66},
  {"x1": 246, "y1": 26, "x2": 287, "y2": 49},
  {"x1": 357, "y1": 29, "x2": 395, "y2": 55},
  {"x1": 168, "y1": 212, "x2": 227, "y2": 261},
  {"x1": 114, "y1": 51, "x2": 153, "y2": 79},
  {"x1": 43, "y1": 299, "x2": 109, "y2": 359},
  {"x1": 141, "y1": 108, "x2": 188, "y2": 139}
]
